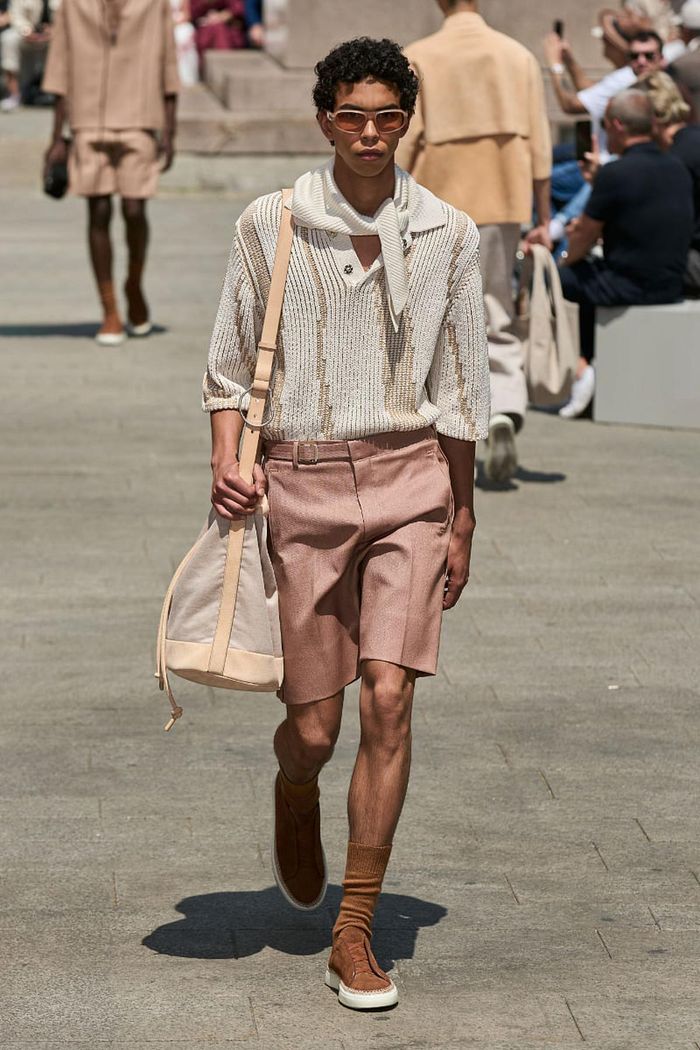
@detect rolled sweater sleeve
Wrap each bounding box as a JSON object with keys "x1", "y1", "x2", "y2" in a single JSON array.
[
  {"x1": 202, "y1": 220, "x2": 263, "y2": 412},
  {"x1": 428, "y1": 218, "x2": 490, "y2": 441}
]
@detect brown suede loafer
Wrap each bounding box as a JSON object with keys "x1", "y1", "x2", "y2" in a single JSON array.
[
  {"x1": 325, "y1": 928, "x2": 398, "y2": 1010},
  {"x1": 271, "y1": 772, "x2": 327, "y2": 910}
]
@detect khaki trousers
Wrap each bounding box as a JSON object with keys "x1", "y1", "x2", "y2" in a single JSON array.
[{"x1": 478, "y1": 223, "x2": 527, "y2": 424}]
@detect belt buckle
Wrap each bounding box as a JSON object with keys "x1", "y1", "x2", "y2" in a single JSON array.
[{"x1": 298, "y1": 441, "x2": 319, "y2": 465}]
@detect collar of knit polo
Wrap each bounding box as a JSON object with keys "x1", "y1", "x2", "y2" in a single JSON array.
[{"x1": 289, "y1": 161, "x2": 446, "y2": 332}]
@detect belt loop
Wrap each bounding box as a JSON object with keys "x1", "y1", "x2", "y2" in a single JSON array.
[{"x1": 292, "y1": 441, "x2": 299, "y2": 470}]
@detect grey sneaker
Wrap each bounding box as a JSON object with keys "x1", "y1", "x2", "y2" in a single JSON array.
[{"x1": 484, "y1": 414, "x2": 517, "y2": 482}]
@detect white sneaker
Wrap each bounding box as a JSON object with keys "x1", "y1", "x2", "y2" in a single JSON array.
[
  {"x1": 559, "y1": 365, "x2": 595, "y2": 418},
  {"x1": 0, "y1": 95, "x2": 20, "y2": 113},
  {"x1": 484, "y1": 414, "x2": 518, "y2": 483}
]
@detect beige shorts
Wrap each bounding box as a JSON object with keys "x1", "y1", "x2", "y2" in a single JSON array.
[
  {"x1": 69, "y1": 130, "x2": 160, "y2": 199},
  {"x1": 263, "y1": 428, "x2": 454, "y2": 706}
]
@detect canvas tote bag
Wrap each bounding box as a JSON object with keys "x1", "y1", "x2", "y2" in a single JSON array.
[
  {"x1": 155, "y1": 193, "x2": 295, "y2": 731},
  {"x1": 518, "y1": 244, "x2": 579, "y2": 407}
]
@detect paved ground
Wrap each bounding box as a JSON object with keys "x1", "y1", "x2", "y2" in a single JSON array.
[{"x1": 1, "y1": 110, "x2": 699, "y2": 1049}]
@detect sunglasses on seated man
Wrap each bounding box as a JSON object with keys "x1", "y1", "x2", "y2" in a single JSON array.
[
  {"x1": 628, "y1": 47, "x2": 661, "y2": 64},
  {"x1": 326, "y1": 108, "x2": 408, "y2": 134}
]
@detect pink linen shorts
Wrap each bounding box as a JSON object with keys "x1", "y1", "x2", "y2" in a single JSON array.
[
  {"x1": 69, "y1": 130, "x2": 160, "y2": 199},
  {"x1": 263, "y1": 427, "x2": 454, "y2": 706}
]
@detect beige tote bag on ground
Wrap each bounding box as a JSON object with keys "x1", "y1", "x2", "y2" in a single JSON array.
[
  {"x1": 155, "y1": 192, "x2": 294, "y2": 730},
  {"x1": 518, "y1": 244, "x2": 580, "y2": 407}
]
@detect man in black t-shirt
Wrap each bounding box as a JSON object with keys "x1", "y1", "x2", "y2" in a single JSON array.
[{"x1": 559, "y1": 89, "x2": 693, "y2": 418}]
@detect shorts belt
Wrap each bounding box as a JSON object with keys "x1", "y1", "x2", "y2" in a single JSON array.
[
  {"x1": 265, "y1": 440, "x2": 350, "y2": 466},
  {"x1": 264, "y1": 427, "x2": 436, "y2": 467}
]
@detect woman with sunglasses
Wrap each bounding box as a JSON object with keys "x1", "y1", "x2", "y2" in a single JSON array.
[{"x1": 202, "y1": 36, "x2": 489, "y2": 1011}]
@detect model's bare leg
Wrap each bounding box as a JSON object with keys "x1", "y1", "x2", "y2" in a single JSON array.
[
  {"x1": 274, "y1": 691, "x2": 343, "y2": 783},
  {"x1": 272, "y1": 693, "x2": 343, "y2": 909},
  {"x1": 121, "y1": 197, "x2": 150, "y2": 328},
  {"x1": 348, "y1": 660, "x2": 415, "y2": 845},
  {"x1": 327, "y1": 661, "x2": 411, "y2": 1006},
  {"x1": 88, "y1": 195, "x2": 124, "y2": 339}
]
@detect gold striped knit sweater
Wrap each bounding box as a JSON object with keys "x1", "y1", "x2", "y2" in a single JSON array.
[{"x1": 202, "y1": 186, "x2": 490, "y2": 442}]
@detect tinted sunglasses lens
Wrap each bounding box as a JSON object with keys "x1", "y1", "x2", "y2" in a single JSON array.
[
  {"x1": 334, "y1": 111, "x2": 366, "y2": 132},
  {"x1": 376, "y1": 111, "x2": 405, "y2": 132}
]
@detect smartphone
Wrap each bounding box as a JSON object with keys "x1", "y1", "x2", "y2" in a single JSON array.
[
  {"x1": 554, "y1": 19, "x2": 564, "y2": 38},
  {"x1": 575, "y1": 119, "x2": 593, "y2": 162}
]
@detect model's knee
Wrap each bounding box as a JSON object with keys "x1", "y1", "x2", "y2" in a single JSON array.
[
  {"x1": 277, "y1": 712, "x2": 339, "y2": 770},
  {"x1": 361, "y1": 665, "x2": 413, "y2": 752},
  {"x1": 89, "y1": 197, "x2": 112, "y2": 230},
  {"x1": 121, "y1": 198, "x2": 146, "y2": 225}
]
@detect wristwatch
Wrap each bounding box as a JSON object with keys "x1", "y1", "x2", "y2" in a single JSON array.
[{"x1": 550, "y1": 63, "x2": 566, "y2": 75}]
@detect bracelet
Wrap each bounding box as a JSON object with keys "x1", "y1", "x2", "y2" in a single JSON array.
[{"x1": 550, "y1": 63, "x2": 565, "y2": 75}]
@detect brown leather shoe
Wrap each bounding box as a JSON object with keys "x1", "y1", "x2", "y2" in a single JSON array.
[
  {"x1": 272, "y1": 772, "x2": 327, "y2": 910},
  {"x1": 325, "y1": 928, "x2": 398, "y2": 1010}
]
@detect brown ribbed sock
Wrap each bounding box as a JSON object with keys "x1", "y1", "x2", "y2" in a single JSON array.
[
  {"x1": 332, "y1": 841, "x2": 392, "y2": 944},
  {"x1": 278, "y1": 768, "x2": 319, "y2": 815}
]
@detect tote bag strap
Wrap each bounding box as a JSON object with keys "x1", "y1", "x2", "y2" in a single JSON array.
[{"x1": 207, "y1": 190, "x2": 295, "y2": 678}]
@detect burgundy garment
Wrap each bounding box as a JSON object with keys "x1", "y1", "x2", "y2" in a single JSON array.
[{"x1": 191, "y1": 0, "x2": 245, "y2": 53}]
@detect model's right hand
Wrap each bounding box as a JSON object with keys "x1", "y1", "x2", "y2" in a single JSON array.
[
  {"x1": 211, "y1": 460, "x2": 266, "y2": 519},
  {"x1": 43, "y1": 138, "x2": 68, "y2": 180}
]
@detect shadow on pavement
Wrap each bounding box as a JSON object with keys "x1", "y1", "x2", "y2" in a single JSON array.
[
  {"x1": 142, "y1": 885, "x2": 447, "y2": 970},
  {"x1": 475, "y1": 460, "x2": 567, "y2": 491},
  {"x1": 0, "y1": 323, "x2": 168, "y2": 339}
]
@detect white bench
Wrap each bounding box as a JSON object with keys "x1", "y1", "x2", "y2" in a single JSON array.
[{"x1": 594, "y1": 301, "x2": 700, "y2": 429}]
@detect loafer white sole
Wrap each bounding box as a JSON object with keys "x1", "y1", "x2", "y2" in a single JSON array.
[
  {"x1": 325, "y1": 967, "x2": 398, "y2": 1010},
  {"x1": 271, "y1": 778, "x2": 327, "y2": 911},
  {"x1": 95, "y1": 330, "x2": 126, "y2": 347},
  {"x1": 129, "y1": 320, "x2": 153, "y2": 338}
]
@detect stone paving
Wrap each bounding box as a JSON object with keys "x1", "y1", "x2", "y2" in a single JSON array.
[{"x1": 1, "y1": 111, "x2": 699, "y2": 1049}]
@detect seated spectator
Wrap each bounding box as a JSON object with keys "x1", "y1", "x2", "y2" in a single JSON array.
[
  {"x1": 558, "y1": 90, "x2": 693, "y2": 418},
  {"x1": 1, "y1": 0, "x2": 58, "y2": 111},
  {"x1": 244, "y1": 0, "x2": 264, "y2": 49},
  {"x1": 667, "y1": 0, "x2": 700, "y2": 120},
  {"x1": 191, "y1": 0, "x2": 245, "y2": 70},
  {"x1": 637, "y1": 70, "x2": 700, "y2": 295},
  {"x1": 0, "y1": 0, "x2": 17, "y2": 110},
  {"x1": 544, "y1": 11, "x2": 662, "y2": 162},
  {"x1": 170, "y1": 0, "x2": 198, "y2": 85}
]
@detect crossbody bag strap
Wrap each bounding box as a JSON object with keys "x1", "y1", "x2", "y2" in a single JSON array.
[{"x1": 207, "y1": 190, "x2": 295, "y2": 678}]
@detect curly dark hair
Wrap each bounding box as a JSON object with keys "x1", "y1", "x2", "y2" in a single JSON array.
[{"x1": 312, "y1": 37, "x2": 419, "y2": 114}]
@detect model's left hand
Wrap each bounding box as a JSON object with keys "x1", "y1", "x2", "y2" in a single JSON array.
[
  {"x1": 443, "y1": 523, "x2": 474, "y2": 610},
  {"x1": 160, "y1": 134, "x2": 175, "y2": 172}
]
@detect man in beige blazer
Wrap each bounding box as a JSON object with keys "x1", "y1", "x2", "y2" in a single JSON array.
[
  {"x1": 42, "y1": 0, "x2": 179, "y2": 345},
  {"x1": 397, "y1": 0, "x2": 552, "y2": 483}
]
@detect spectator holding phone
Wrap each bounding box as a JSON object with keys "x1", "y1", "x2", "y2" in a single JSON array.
[
  {"x1": 545, "y1": 10, "x2": 663, "y2": 161},
  {"x1": 558, "y1": 90, "x2": 693, "y2": 418}
]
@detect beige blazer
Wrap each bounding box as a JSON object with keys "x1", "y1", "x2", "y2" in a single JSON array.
[
  {"x1": 397, "y1": 12, "x2": 552, "y2": 227},
  {"x1": 43, "y1": 0, "x2": 179, "y2": 132}
]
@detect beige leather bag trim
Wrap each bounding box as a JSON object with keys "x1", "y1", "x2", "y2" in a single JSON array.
[{"x1": 167, "y1": 640, "x2": 284, "y2": 690}]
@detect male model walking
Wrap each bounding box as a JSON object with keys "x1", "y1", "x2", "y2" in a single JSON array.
[
  {"x1": 42, "y1": 0, "x2": 179, "y2": 345},
  {"x1": 397, "y1": 0, "x2": 552, "y2": 483},
  {"x1": 203, "y1": 37, "x2": 489, "y2": 1009}
]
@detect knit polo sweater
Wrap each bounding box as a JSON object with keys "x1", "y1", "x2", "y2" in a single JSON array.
[{"x1": 202, "y1": 184, "x2": 490, "y2": 442}]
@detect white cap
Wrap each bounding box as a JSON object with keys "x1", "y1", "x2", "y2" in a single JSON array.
[{"x1": 680, "y1": 0, "x2": 700, "y2": 30}]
